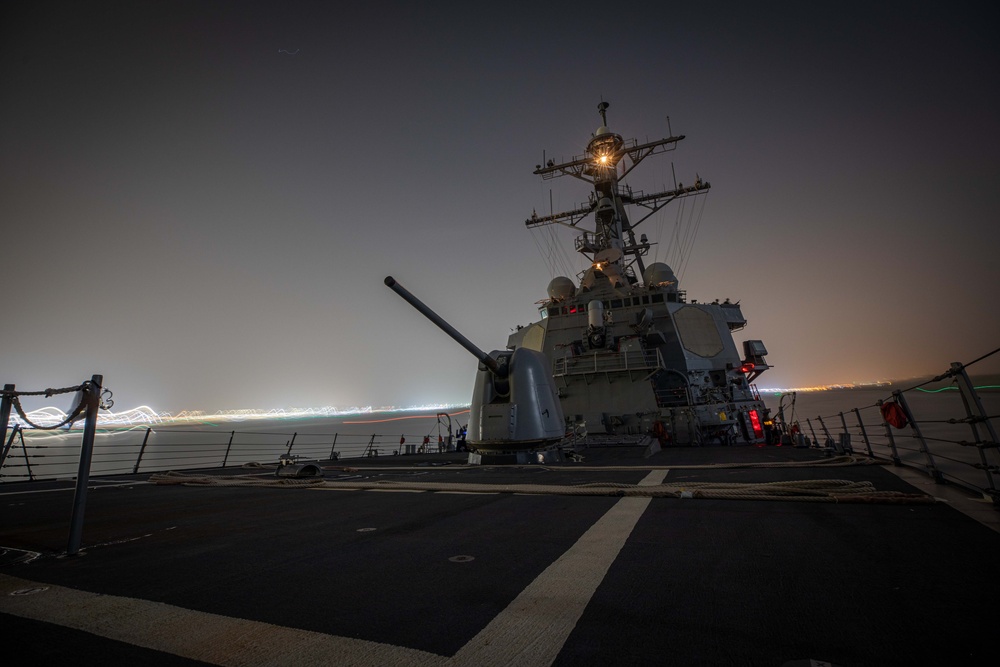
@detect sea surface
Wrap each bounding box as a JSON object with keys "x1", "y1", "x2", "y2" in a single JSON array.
[
  {"x1": 1, "y1": 408, "x2": 471, "y2": 482},
  {"x1": 3, "y1": 382, "x2": 997, "y2": 495}
]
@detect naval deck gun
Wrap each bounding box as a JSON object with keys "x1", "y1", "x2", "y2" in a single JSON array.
[{"x1": 384, "y1": 277, "x2": 565, "y2": 454}]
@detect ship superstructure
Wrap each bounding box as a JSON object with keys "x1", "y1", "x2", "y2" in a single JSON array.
[{"x1": 508, "y1": 102, "x2": 770, "y2": 444}]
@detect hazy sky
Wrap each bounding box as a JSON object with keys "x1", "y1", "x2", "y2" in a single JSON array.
[{"x1": 3, "y1": 1, "x2": 998, "y2": 413}]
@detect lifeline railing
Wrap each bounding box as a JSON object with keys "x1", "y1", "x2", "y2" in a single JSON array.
[
  {"x1": 0, "y1": 382, "x2": 459, "y2": 556},
  {"x1": 0, "y1": 427, "x2": 457, "y2": 483},
  {"x1": 783, "y1": 348, "x2": 1000, "y2": 505}
]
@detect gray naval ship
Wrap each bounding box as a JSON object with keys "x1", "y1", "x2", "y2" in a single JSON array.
[
  {"x1": 2, "y1": 103, "x2": 998, "y2": 667},
  {"x1": 510, "y1": 101, "x2": 770, "y2": 446},
  {"x1": 393, "y1": 101, "x2": 773, "y2": 457}
]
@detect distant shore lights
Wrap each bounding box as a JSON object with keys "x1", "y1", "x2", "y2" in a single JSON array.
[{"x1": 9, "y1": 404, "x2": 469, "y2": 429}]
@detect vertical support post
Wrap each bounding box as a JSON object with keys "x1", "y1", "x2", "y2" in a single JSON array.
[
  {"x1": 19, "y1": 428, "x2": 34, "y2": 481},
  {"x1": 817, "y1": 415, "x2": 833, "y2": 449},
  {"x1": 329, "y1": 433, "x2": 338, "y2": 460},
  {"x1": 286, "y1": 432, "x2": 297, "y2": 456},
  {"x1": 0, "y1": 384, "x2": 13, "y2": 465},
  {"x1": 133, "y1": 427, "x2": 152, "y2": 474},
  {"x1": 776, "y1": 394, "x2": 786, "y2": 435},
  {"x1": 876, "y1": 399, "x2": 903, "y2": 466},
  {"x1": 853, "y1": 407, "x2": 874, "y2": 458},
  {"x1": 837, "y1": 412, "x2": 852, "y2": 454},
  {"x1": 222, "y1": 430, "x2": 235, "y2": 468},
  {"x1": 68, "y1": 375, "x2": 102, "y2": 556},
  {"x1": 365, "y1": 434, "x2": 376, "y2": 457},
  {"x1": 806, "y1": 418, "x2": 819, "y2": 447},
  {"x1": 437, "y1": 413, "x2": 453, "y2": 450},
  {"x1": 894, "y1": 390, "x2": 942, "y2": 482},
  {"x1": 951, "y1": 362, "x2": 999, "y2": 496},
  {"x1": 2, "y1": 426, "x2": 19, "y2": 473}
]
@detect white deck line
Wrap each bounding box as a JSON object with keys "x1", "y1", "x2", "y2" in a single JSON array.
[
  {"x1": 0, "y1": 572, "x2": 442, "y2": 666},
  {"x1": 444, "y1": 469, "x2": 666, "y2": 666}
]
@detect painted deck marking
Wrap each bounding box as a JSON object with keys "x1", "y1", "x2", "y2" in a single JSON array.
[
  {"x1": 445, "y1": 469, "x2": 666, "y2": 666},
  {"x1": 638, "y1": 469, "x2": 669, "y2": 486},
  {"x1": 0, "y1": 573, "x2": 441, "y2": 666},
  {"x1": 0, "y1": 469, "x2": 665, "y2": 666}
]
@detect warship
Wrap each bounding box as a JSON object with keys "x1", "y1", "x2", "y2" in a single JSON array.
[
  {"x1": 389, "y1": 101, "x2": 773, "y2": 457},
  {"x1": 1, "y1": 104, "x2": 998, "y2": 667},
  {"x1": 510, "y1": 101, "x2": 770, "y2": 446}
]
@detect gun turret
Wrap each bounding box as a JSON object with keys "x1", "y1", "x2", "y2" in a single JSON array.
[{"x1": 384, "y1": 276, "x2": 565, "y2": 455}]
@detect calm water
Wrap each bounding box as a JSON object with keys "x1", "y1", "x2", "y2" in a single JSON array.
[
  {"x1": 4, "y1": 385, "x2": 998, "y2": 493},
  {"x1": 1, "y1": 409, "x2": 470, "y2": 481}
]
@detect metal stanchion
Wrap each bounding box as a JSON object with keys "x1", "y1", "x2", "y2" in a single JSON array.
[{"x1": 67, "y1": 375, "x2": 102, "y2": 556}]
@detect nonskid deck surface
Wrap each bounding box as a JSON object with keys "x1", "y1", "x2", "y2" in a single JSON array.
[{"x1": 1, "y1": 446, "x2": 997, "y2": 666}]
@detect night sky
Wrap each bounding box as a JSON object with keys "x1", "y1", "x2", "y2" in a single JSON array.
[{"x1": 3, "y1": 1, "x2": 998, "y2": 414}]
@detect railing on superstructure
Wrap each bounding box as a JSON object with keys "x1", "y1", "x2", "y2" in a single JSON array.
[
  {"x1": 553, "y1": 349, "x2": 660, "y2": 377},
  {"x1": 553, "y1": 350, "x2": 765, "y2": 410}
]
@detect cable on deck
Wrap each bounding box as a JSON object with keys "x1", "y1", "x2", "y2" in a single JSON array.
[{"x1": 148, "y1": 469, "x2": 936, "y2": 504}]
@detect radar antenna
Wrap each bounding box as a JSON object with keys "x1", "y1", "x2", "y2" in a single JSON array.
[{"x1": 525, "y1": 101, "x2": 711, "y2": 280}]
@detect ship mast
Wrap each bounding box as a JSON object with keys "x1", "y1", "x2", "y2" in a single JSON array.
[{"x1": 526, "y1": 101, "x2": 711, "y2": 283}]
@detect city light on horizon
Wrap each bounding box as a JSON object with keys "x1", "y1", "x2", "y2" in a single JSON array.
[{"x1": 6, "y1": 402, "x2": 472, "y2": 430}]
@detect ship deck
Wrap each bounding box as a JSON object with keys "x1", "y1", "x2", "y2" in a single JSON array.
[{"x1": 2, "y1": 445, "x2": 997, "y2": 666}]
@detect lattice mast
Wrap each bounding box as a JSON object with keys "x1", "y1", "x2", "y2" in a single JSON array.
[{"x1": 525, "y1": 101, "x2": 711, "y2": 283}]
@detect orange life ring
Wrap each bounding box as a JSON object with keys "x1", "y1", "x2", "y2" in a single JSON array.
[{"x1": 881, "y1": 401, "x2": 908, "y2": 429}]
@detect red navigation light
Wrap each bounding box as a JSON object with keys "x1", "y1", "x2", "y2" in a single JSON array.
[
  {"x1": 749, "y1": 410, "x2": 764, "y2": 439},
  {"x1": 740, "y1": 362, "x2": 755, "y2": 374}
]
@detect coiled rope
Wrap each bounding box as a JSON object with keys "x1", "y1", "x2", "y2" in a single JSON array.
[
  {"x1": 3, "y1": 383, "x2": 90, "y2": 431},
  {"x1": 1, "y1": 380, "x2": 113, "y2": 430},
  {"x1": 148, "y1": 470, "x2": 934, "y2": 504},
  {"x1": 538, "y1": 454, "x2": 878, "y2": 471},
  {"x1": 149, "y1": 471, "x2": 326, "y2": 488}
]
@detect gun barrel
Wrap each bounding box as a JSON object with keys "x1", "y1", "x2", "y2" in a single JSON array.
[{"x1": 384, "y1": 276, "x2": 501, "y2": 375}]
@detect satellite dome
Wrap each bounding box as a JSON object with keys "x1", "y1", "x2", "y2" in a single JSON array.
[
  {"x1": 594, "y1": 125, "x2": 611, "y2": 136},
  {"x1": 644, "y1": 262, "x2": 678, "y2": 290},
  {"x1": 547, "y1": 276, "x2": 575, "y2": 300}
]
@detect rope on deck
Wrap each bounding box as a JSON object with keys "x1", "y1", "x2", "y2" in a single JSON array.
[
  {"x1": 539, "y1": 454, "x2": 880, "y2": 471},
  {"x1": 147, "y1": 470, "x2": 935, "y2": 504},
  {"x1": 148, "y1": 471, "x2": 326, "y2": 488}
]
